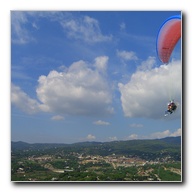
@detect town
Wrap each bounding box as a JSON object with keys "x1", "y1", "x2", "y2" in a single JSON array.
[{"x1": 11, "y1": 137, "x2": 181, "y2": 182}]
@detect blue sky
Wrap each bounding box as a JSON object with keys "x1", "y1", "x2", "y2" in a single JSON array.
[{"x1": 11, "y1": 11, "x2": 182, "y2": 143}]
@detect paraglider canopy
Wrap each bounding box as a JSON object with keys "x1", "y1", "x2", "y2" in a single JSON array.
[{"x1": 156, "y1": 15, "x2": 181, "y2": 64}]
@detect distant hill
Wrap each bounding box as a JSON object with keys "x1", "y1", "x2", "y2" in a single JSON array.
[
  {"x1": 11, "y1": 141, "x2": 69, "y2": 151},
  {"x1": 11, "y1": 136, "x2": 181, "y2": 157},
  {"x1": 158, "y1": 136, "x2": 181, "y2": 145}
]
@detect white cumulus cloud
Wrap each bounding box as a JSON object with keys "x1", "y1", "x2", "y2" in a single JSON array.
[
  {"x1": 86, "y1": 134, "x2": 96, "y2": 140},
  {"x1": 36, "y1": 56, "x2": 113, "y2": 116},
  {"x1": 126, "y1": 128, "x2": 182, "y2": 140},
  {"x1": 11, "y1": 56, "x2": 113, "y2": 117},
  {"x1": 127, "y1": 128, "x2": 181, "y2": 140},
  {"x1": 117, "y1": 50, "x2": 138, "y2": 61},
  {"x1": 169, "y1": 128, "x2": 181, "y2": 137},
  {"x1": 51, "y1": 115, "x2": 64, "y2": 121},
  {"x1": 11, "y1": 84, "x2": 40, "y2": 114},
  {"x1": 118, "y1": 60, "x2": 182, "y2": 119},
  {"x1": 93, "y1": 120, "x2": 110, "y2": 126},
  {"x1": 94, "y1": 56, "x2": 108, "y2": 74},
  {"x1": 137, "y1": 56, "x2": 156, "y2": 71},
  {"x1": 129, "y1": 123, "x2": 144, "y2": 128},
  {"x1": 150, "y1": 128, "x2": 181, "y2": 139},
  {"x1": 128, "y1": 134, "x2": 138, "y2": 140},
  {"x1": 108, "y1": 136, "x2": 118, "y2": 141}
]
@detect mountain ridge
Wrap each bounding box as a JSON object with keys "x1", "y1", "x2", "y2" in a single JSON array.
[{"x1": 11, "y1": 136, "x2": 181, "y2": 153}]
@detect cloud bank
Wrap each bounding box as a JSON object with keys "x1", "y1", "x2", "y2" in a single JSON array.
[
  {"x1": 118, "y1": 60, "x2": 182, "y2": 119},
  {"x1": 12, "y1": 56, "x2": 114, "y2": 116},
  {"x1": 127, "y1": 128, "x2": 181, "y2": 140}
]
